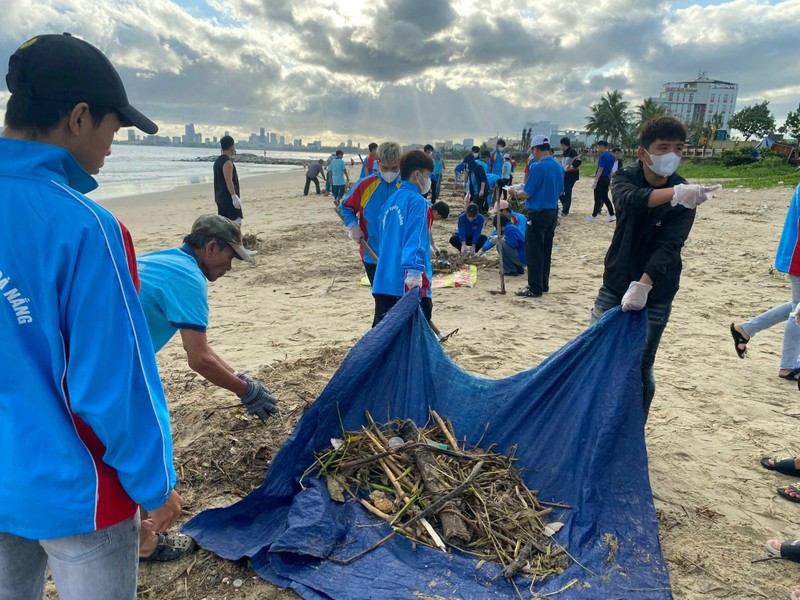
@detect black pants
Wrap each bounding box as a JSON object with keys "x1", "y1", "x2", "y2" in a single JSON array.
[
  {"x1": 592, "y1": 176, "x2": 614, "y2": 217},
  {"x1": 216, "y1": 199, "x2": 243, "y2": 221},
  {"x1": 525, "y1": 209, "x2": 558, "y2": 295},
  {"x1": 561, "y1": 176, "x2": 577, "y2": 215},
  {"x1": 448, "y1": 233, "x2": 488, "y2": 251},
  {"x1": 498, "y1": 178, "x2": 511, "y2": 200},
  {"x1": 304, "y1": 176, "x2": 320, "y2": 195},
  {"x1": 364, "y1": 262, "x2": 377, "y2": 286},
  {"x1": 373, "y1": 294, "x2": 432, "y2": 328}
]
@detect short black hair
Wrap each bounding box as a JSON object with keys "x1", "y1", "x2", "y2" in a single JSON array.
[
  {"x1": 431, "y1": 201, "x2": 450, "y2": 219},
  {"x1": 560, "y1": 137, "x2": 571, "y2": 146},
  {"x1": 471, "y1": 146, "x2": 480, "y2": 153},
  {"x1": 612, "y1": 147, "x2": 622, "y2": 153},
  {"x1": 183, "y1": 232, "x2": 229, "y2": 250},
  {"x1": 220, "y1": 135, "x2": 234, "y2": 150},
  {"x1": 399, "y1": 149, "x2": 434, "y2": 180},
  {"x1": 492, "y1": 214, "x2": 510, "y2": 227},
  {"x1": 497, "y1": 139, "x2": 505, "y2": 147},
  {"x1": 335, "y1": 149, "x2": 344, "y2": 157},
  {"x1": 534, "y1": 143, "x2": 550, "y2": 151},
  {"x1": 368, "y1": 142, "x2": 378, "y2": 151},
  {"x1": 639, "y1": 116, "x2": 687, "y2": 150},
  {"x1": 466, "y1": 203, "x2": 479, "y2": 217},
  {"x1": 423, "y1": 144, "x2": 434, "y2": 153},
  {"x1": 596, "y1": 140, "x2": 609, "y2": 148},
  {"x1": 4, "y1": 94, "x2": 117, "y2": 137},
  {"x1": 479, "y1": 150, "x2": 490, "y2": 158}
]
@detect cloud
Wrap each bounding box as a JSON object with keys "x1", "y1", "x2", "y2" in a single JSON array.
[{"x1": 0, "y1": 0, "x2": 798, "y2": 143}]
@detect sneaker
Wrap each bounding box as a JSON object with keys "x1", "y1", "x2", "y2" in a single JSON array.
[
  {"x1": 585, "y1": 216, "x2": 598, "y2": 222},
  {"x1": 515, "y1": 287, "x2": 542, "y2": 298},
  {"x1": 604, "y1": 215, "x2": 617, "y2": 223}
]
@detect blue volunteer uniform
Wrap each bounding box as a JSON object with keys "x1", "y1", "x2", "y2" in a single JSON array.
[
  {"x1": 523, "y1": 156, "x2": 564, "y2": 210},
  {"x1": 456, "y1": 212, "x2": 485, "y2": 244},
  {"x1": 481, "y1": 210, "x2": 526, "y2": 253},
  {"x1": 490, "y1": 148, "x2": 504, "y2": 177},
  {"x1": 0, "y1": 138, "x2": 175, "y2": 539},
  {"x1": 503, "y1": 223, "x2": 526, "y2": 263},
  {"x1": 137, "y1": 247, "x2": 210, "y2": 352},
  {"x1": 340, "y1": 175, "x2": 402, "y2": 266},
  {"x1": 373, "y1": 180, "x2": 433, "y2": 298}
]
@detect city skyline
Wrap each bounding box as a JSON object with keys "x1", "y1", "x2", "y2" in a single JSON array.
[{"x1": 6, "y1": 1, "x2": 795, "y2": 145}]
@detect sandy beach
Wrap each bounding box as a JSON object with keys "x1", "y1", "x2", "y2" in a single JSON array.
[{"x1": 101, "y1": 168, "x2": 800, "y2": 600}]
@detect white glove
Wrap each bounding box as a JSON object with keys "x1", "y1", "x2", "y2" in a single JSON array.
[
  {"x1": 348, "y1": 225, "x2": 364, "y2": 241},
  {"x1": 621, "y1": 281, "x2": 653, "y2": 312},
  {"x1": 231, "y1": 194, "x2": 242, "y2": 209},
  {"x1": 475, "y1": 250, "x2": 485, "y2": 258},
  {"x1": 405, "y1": 270, "x2": 423, "y2": 289},
  {"x1": 489, "y1": 235, "x2": 498, "y2": 244},
  {"x1": 670, "y1": 184, "x2": 722, "y2": 209},
  {"x1": 460, "y1": 245, "x2": 468, "y2": 255}
]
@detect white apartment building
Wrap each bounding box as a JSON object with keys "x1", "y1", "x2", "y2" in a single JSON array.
[{"x1": 652, "y1": 73, "x2": 738, "y2": 132}]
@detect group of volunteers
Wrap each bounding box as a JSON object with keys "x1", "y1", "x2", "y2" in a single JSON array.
[
  {"x1": 0, "y1": 33, "x2": 278, "y2": 599},
  {"x1": 5, "y1": 30, "x2": 800, "y2": 600}
]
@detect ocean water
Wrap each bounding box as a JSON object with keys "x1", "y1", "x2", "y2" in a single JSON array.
[{"x1": 88, "y1": 144, "x2": 343, "y2": 201}]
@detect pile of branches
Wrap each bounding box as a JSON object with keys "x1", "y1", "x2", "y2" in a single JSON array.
[{"x1": 301, "y1": 410, "x2": 569, "y2": 582}]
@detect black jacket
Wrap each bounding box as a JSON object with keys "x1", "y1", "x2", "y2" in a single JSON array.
[{"x1": 602, "y1": 163, "x2": 692, "y2": 304}]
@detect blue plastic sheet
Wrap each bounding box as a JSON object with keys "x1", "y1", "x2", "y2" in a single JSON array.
[{"x1": 183, "y1": 291, "x2": 672, "y2": 599}]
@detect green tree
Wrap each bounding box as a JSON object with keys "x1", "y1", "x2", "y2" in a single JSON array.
[
  {"x1": 728, "y1": 101, "x2": 776, "y2": 141},
  {"x1": 585, "y1": 90, "x2": 632, "y2": 145},
  {"x1": 635, "y1": 98, "x2": 666, "y2": 130},
  {"x1": 784, "y1": 104, "x2": 800, "y2": 146}
]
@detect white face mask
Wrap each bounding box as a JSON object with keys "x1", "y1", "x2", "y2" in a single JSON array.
[
  {"x1": 644, "y1": 150, "x2": 681, "y2": 177},
  {"x1": 380, "y1": 170, "x2": 399, "y2": 183},
  {"x1": 473, "y1": 152, "x2": 479, "y2": 158},
  {"x1": 417, "y1": 172, "x2": 432, "y2": 195}
]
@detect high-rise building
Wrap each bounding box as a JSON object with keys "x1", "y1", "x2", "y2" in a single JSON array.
[
  {"x1": 347, "y1": 139, "x2": 352, "y2": 148},
  {"x1": 651, "y1": 74, "x2": 738, "y2": 131},
  {"x1": 127, "y1": 130, "x2": 136, "y2": 142},
  {"x1": 294, "y1": 138, "x2": 302, "y2": 148},
  {"x1": 463, "y1": 138, "x2": 474, "y2": 148},
  {"x1": 270, "y1": 132, "x2": 277, "y2": 146},
  {"x1": 182, "y1": 123, "x2": 196, "y2": 144},
  {"x1": 279, "y1": 135, "x2": 285, "y2": 147},
  {"x1": 260, "y1": 127, "x2": 266, "y2": 144}
]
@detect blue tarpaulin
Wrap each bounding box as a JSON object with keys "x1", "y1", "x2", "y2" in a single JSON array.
[{"x1": 183, "y1": 291, "x2": 672, "y2": 599}]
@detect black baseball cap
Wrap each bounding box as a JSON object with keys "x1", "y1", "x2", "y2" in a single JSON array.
[{"x1": 6, "y1": 33, "x2": 158, "y2": 134}]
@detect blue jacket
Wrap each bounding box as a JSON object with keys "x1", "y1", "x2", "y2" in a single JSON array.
[
  {"x1": 340, "y1": 175, "x2": 402, "y2": 265},
  {"x1": 0, "y1": 139, "x2": 175, "y2": 539},
  {"x1": 481, "y1": 211, "x2": 526, "y2": 253},
  {"x1": 523, "y1": 156, "x2": 564, "y2": 211},
  {"x1": 489, "y1": 149, "x2": 504, "y2": 176},
  {"x1": 373, "y1": 181, "x2": 433, "y2": 298},
  {"x1": 775, "y1": 183, "x2": 800, "y2": 275},
  {"x1": 503, "y1": 223, "x2": 526, "y2": 263},
  {"x1": 456, "y1": 213, "x2": 485, "y2": 244}
]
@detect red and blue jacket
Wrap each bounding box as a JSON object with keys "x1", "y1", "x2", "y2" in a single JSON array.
[
  {"x1": 340, "y1": 174, "x2": 401, "y2": 265},
  {"x1": 776, "y1": 183, "x2": 800, "y2": 275}
]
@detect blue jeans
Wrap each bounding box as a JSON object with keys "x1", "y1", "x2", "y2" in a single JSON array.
[
  {"x1": 591, "y1": 285, "x2": 672, "y2": 419},
  {"x1": 332, "y1": 184, "x2": 346, "y2": 201},
  {"x1": 740, "y1": 274, "x2": 800, "y2": 370},
  {"x1": 0, "y1": 516, "x2": 139, "y2": 600}
]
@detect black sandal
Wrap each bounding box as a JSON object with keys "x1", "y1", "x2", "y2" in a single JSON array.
[
  {"x1": 139, "y1": 532, "x2": 197, "y2": 563},
  {"x1": 766, "y1": 540, "x2": 800, "y2": 563},
  {"x1": 729, "y1": 323, "x2": 748, "y2": 359},
  {"x1": 760, "y1": 456, "x2": 800, "y2": 477}
]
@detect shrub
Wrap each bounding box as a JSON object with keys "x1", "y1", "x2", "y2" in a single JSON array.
[{"x1": 720, "y1": 146, "x2": 758, "y2": 166}]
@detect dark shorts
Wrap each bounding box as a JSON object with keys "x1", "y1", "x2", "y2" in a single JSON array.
[
  {"x1": 216, "y1": 199, "x2": 243, "y2": 221},
  {"x1": 372, "y1": 294, "x2": 432, "y2": 328}
]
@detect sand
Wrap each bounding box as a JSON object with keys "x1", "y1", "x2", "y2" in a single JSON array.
[{"x1": 99, "y1": 168, "x2": 800, "y2": 599}]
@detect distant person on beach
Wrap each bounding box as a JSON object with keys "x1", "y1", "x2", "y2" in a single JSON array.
[
  {"x1": 329, "y1": 149, "x2": 349, "y2": 203},
  {"x1": 0, "y1": 32, "x2": 182, "y2": 599},
  {"x1": 559, "y1": 137, "x2": 580, "y2": 216},
  {"x1": 304, "y1": 159, "x2": 325, "y2": 196},
  {"x1": 340, "y1": 141, "x2": 402, "y2": 285},
  {"x1": 432, "y1": 151, "x2": 444, "y2": 201},
  {"x1": 508, "y1": 135, "x2": 563, "y2": 298},
  {"x1": 213, "y1": 135, "x2": 243, "y2": 225},
  {"x1": 324, "y1": 153, "x2": 335, "y2": 196},
  {"x1": 588, "y1": 140, "x2": 616, "y2": 222},
  {"x1": 499, "y1": 153, "x2": 512, "y2": 200},
  {"x1": 469, "y1": 150, "x2": 491, "y2": 213},
  {"x1": 449, "y1": 203, "x2": 486, "y2": 255},
  {"x1": 373, "y1": 150, "x2": 450, "y2": 327},
  {"x1": 360, "y1": 142, "x2": 378, "y2": 179},
  {"x1": 489, "y1": 139, "x2": 506, "y2": 178},
  {"x1": 589, "y1": 116, "x2": 722, "y2": 420},
  {"x1": 730, "y1": 182, "x2": 800, "y2": 380}
]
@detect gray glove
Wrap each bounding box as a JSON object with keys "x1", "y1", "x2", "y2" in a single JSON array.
[{"x1": 237, "y1": 373, "x2": 277, "y2": 419}]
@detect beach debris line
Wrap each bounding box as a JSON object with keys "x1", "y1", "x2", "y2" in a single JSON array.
[{"x1": 301, "y1": 410, "x2": 569, "y2": 580}]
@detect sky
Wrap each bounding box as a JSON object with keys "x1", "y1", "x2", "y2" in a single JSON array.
[{"x1": 0, "y1": 0, "x2": 798, "y2": 145}]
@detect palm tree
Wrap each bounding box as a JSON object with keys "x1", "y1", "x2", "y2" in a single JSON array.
[
  {"x1": 636, "y1": 98, "x2": 666, "y2": 130},
  {"x1": 585, "y1": 90, "x2": 632, "y2": 146}
]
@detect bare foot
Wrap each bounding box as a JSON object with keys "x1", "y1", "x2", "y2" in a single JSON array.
[
  {"x1": 732, "y1": 323, "x2": 750, "y2": 354},
  {"x1": 139, "y1": 528, "x2": 159, "y2": 558},
  {"x1": 780, "y1": 484, "x2": 800, "y2": 501}
]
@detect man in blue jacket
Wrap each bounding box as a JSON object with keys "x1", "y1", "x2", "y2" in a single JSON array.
[
  {"x1": 491, "y1": 214, "x2": 526, "y2": 276},
  {"x1": 0, "y1": 33, "x2": 181, "y2": 599},
  {"x1": 372, "y1": 150, "x2": 449, "y2": 327},
  {"x1": 476, "y1": 200, "x2": 525, "y2": 256},
  {"x1": 340, "y1": 142, "x2": 402, "y2": 285},
  {"x1": 449, "y1": 203, "x2": 487, "y2": 255},
  {"x1": 509, "y1": 135, "x2": 564, "y2": 297}
]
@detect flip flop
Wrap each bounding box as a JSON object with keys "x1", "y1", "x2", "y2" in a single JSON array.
[
  {"x1": 729, "y1": 323, "x2": 748, "y2": 359},
  {"x1": 760, "y1": 456, "x2": 800, "y2": 477},
  {"x1": 766, "y1": 539, "x2": 800, "y2": 563},
  {"x1": 777, "y1": 483, "x2": 800, "y2": 503},
  {"x1": 139, "y1": 532, "x2": 197, "y2": 562},
  {"x1": 779, "y1": 368, "x2": 800, "y2": 381}
]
